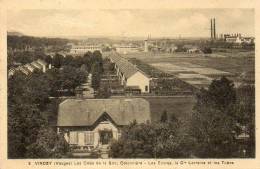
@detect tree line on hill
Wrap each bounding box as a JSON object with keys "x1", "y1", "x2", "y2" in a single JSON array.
[
  {"x1": 109, "y1": 77, "x2": 255, "y2": 158},
  {"x1": 7, "y1": 35, "x2": 72, "y2": 51}
]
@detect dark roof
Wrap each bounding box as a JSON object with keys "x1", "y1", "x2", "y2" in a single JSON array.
[
  {"x1": 109, "y1": 53, "x2": 149, "y2": 78},
  {"x1": 57, "y1": 98, "x2": 151, "y2": 127}
]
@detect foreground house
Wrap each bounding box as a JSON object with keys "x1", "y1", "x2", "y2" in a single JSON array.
[
  {"x1": 57, "y1": 98, "x2": 151, "y2": 151},
  {"x1": 108, "y1": 53, "x2": 151, "y2": 93}
]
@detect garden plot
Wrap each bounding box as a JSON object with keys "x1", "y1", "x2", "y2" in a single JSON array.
[
  {"x1": 187, "y1": 67, "x2": 231, "y2": 76},
  {"x1": 151, "y1": 63, "x2": 194, "y2": 74},
  {"x1": 178, "y1": 73, "x2": 212, "y2": 81},
  {"x1": 151, "y1": 62, "x2": 232, "y2": 88}
]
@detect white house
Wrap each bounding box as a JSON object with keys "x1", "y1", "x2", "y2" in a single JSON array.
[
  {"x1": 109, "y1": 53, "x2": 151, "y2": 93},
  {"x1": 24, "y1": 63, "x2": 36, "y2": 72},
  {"x1": 57, "y1": 98, "x2": 151, "y2": 151},
  {"x1": 36, "y1": 59, "x2": 48, "y2": 73}
]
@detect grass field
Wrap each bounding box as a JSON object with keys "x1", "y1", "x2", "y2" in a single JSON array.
[{"x1": 142, "y1": 96, "x2": 196, "y2": 123}]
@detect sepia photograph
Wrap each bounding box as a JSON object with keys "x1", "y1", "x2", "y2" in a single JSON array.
[{"x1": 5, "y1": 7, "x2": 255, "y2": 160}]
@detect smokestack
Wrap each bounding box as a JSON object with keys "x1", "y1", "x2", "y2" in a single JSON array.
[
  {"x1": 210, "y1": 19, "x2": 213, "y2": 39},
  {"x1": 213, "y1": 18, "x2": 216, "y2": 39}
]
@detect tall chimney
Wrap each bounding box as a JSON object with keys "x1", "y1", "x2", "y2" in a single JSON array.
[
  {"x1": 210, "y1": 19, "x2": 213, "y2": 39},
  {"x1": 213, "y1": 18, "x2": 216, "y2": 39}
]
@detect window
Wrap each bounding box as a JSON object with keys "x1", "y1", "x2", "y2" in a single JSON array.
[
  {"x1": 69, "y1": 131, "x2": 78, "y2": 144},
  {"x1": 145, "y1": 85, "x2": 148, "y2": 91},
  {"x1": 84, "y1": 132, "x2": 94, "y2": 145}
]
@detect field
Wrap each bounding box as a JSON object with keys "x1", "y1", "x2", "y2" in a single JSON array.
[{"x1": 122, "y1": 51, "x2": 255, "y2": 88}]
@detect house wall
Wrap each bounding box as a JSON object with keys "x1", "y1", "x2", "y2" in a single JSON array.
[
  {"x1": 92, "y1": 120, "x2": 119, "y2": 147},
  {"x1": 63, "y1": 120, "x2": 119, "y2": 148},
  {"x1": 126, "y1": 71, "x2": 150, "y2": 93}
]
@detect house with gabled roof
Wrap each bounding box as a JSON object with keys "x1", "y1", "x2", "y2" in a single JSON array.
[
  {"x1": 24, "y1": 63, "x2": 36, "y2": 72},
  {"x1": 108, "y1": 53, "x2": 151, "y2": 93},
  {"x1": 57, "y1": 98, "x2": 151, "y2": 150},
  {"x1": 16, "y1": 66, "x2": 30, "y2": 75},
  {"x1": 36, "y1": 59, "x2": 48, "y2": 73},
  {"x1": 31, "y1": 61, "x2": 43, "y2": 71}
]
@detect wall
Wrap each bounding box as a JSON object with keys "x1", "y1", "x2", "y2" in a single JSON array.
[
  {"x1": 64, "y1": 120, "x2": 119, "y2": 148},
  {"x1": 127, "y1": 71, "x2": 150, "y2": 93},
  {"x1": 92, "y1": 120, "x2": 119, "y2": 147}
]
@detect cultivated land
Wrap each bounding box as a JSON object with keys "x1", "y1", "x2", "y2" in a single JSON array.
[
  {"x1": 122, "y1": 50, "x2": 255, "y2": 87},
  {"x1": 122, "y1": 51, "x2": 254, "y2": 75}
]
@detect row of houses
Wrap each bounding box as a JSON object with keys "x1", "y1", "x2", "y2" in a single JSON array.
[
  {"x1": 108, "y1": 53, "x2": 151, "y2": 93},
  {"x1": 8, "y1": 59, "x2": 49, "y2": 77}
]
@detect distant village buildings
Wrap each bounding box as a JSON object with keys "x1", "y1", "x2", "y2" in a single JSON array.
[
  {"x1": 57, "y1": 98, "x2": 151, "y2": 151},
  {"x1": 220, "y1": 33, "x2": 254, "y2": 44},
  {"x1": 8, "y1": 59, "x2": 49, "y2": 77},
  {"x1": 69, "y1": 44, "x2": 102, "y2": 56},
  {"x1": 108, "y1": 53, "x2": 151, "y2": 93},
  {"x1": 114, "y1": 44, "x2": 140, "y2": 54}
]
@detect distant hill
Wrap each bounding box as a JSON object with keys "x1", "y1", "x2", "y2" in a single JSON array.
[{"x1": 7, "y1": 31, "x2": 24, "y2": 36}]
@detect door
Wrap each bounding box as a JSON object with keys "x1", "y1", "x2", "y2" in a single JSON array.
[{"x1": 100, "y1": 131, "x2": 113, "y2": 145}]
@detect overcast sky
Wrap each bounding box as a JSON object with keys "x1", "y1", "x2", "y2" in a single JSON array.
[{"x1": 7, "y1": 9, "x2": 254, "y2": 38}]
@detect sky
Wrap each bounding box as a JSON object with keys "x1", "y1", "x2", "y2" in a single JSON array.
[{"x1": 7, "y1": 9, "x2": 254, "y2": 38}]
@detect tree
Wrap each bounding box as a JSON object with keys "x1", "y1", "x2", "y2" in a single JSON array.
[
  {"x1": 236, "y1": 85, "x2": 255, "y2": 157},
  {"x1": 91, "y1": 63, "x2": 102, "y2": 90},
  {"x1": 25, "y1": 71, "x2": 51, "y2": 109},
  {"x1": 109, "y1": 121, "x2": 192, "y2": 158},
  {"x1": 160, "y1": 110, "x2": 168, "y2": 122},
  {"x1": 8, "y1": 103, "x2": 46, "y2": 158},
  {"x1": 52, "y1": 54, "x2": 64, "y2": 68},
  {"x1": 45, "y1": 55, "x2": 52, "y2": 65},
  {"x1": 189, "y1": 77, "x2": 238, "y2": 158},
  {"x1": 8, "y1": 69, "x2": 68, "y2": 158},
  {"x1": 25, "y1": 127, "x2": 69, "y2": 158},
  {"x1": 207, "y1": 76, "x2": 236, "y2": 112},
  {"x1": 202, "y1": 47, "x2": 212, "y2": 54}
]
